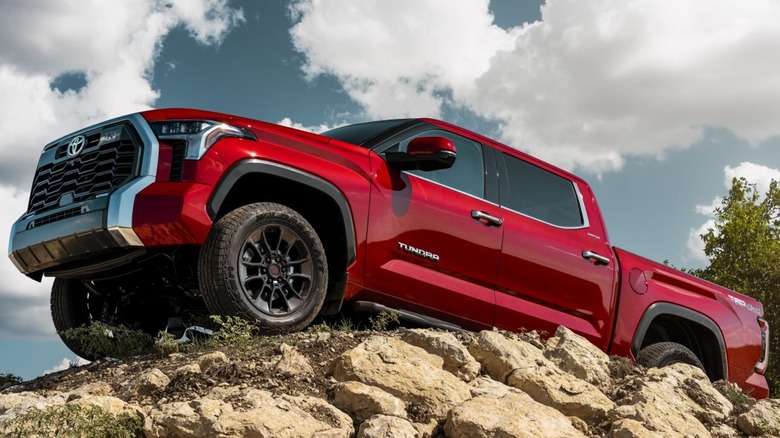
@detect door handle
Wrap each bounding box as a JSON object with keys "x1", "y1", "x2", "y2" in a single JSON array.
[
  {"x1": 471, "y1": 210, "x2": 503, "y2": 227},
  {"x1": 582, "y1": 250, "x2": 610, "y2": 266}
]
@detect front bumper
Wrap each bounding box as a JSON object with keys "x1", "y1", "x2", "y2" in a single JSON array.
[{"x1": 8, "y1": 113, "x2": 159, "y2": 277}]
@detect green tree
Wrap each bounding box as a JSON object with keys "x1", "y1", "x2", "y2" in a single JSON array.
[
  {"x1": 0, "y1": 373, "x2": 23, "y2": 387},
  {"x1": 697, "y1": 177, "x2": 780, "y2": 393}
]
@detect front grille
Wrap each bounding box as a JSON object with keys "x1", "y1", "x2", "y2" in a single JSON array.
[{"x1": 28, "y1": 123, "x2": 141, "y2": 215}]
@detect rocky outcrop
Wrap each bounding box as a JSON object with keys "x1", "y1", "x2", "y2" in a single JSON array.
[
  {"x1": 544, "y1": 325, "x2": 612, "y2": 392},
  {"x1": 331, "y1": 336, "x2": 472, "y2": 420},
  {"x1": 144, "y1": 388, "x2": 354, "y2": 437},
  {"x1": 737, "y1": 399, "x2": 780, "y2": 436},
  {"x1": 400, "y1": 329, "x2": 480, "y2": 382},
  {"x1": 1, "y1": 327, "x2": 778, "y2": 437},
  {"x1": 469, "y1": 330, "x2": 615, "y2": 423}
]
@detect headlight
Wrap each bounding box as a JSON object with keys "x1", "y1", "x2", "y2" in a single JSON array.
[{"x1": 148, "y1": 119, "x2": 257, "y2": 159}]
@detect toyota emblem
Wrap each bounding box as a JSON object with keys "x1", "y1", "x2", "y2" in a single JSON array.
[{"x1": 67, "y1": 135, "x2": 86, "y2": 157}]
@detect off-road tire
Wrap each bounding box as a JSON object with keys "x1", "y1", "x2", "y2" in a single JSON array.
[
  {"x1": 198, "y1": 202, "x2": 328, "y2": 332},
  {"x1": 51, "y1": 278, "x2": 95, "y2": 360},
  {"x1": 637, "y1": 341, "x2": 705, "y2": 371}
]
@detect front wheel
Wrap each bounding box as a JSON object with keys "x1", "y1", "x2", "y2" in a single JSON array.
[{"x1": 198, "y1": 202, "x2": 328, "y2": 332}]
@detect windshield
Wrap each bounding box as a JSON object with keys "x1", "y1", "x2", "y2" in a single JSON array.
[{"x1": 321, "y1": 119, "x2": 412, "y2": 147}]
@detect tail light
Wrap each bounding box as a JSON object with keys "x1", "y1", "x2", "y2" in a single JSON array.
[{"x1": 755, "y1": 317, "x2": 770, "y2": 374}]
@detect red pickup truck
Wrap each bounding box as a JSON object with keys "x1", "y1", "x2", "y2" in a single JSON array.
[{"x1": 8, "y1": 108, "x2": 770, "y2": 397}]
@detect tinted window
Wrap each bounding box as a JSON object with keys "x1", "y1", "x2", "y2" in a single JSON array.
[
  {"x1": 322, "y1": 119, "x2": 411, "y2": 146},
  {"x1": 387, "y1": 130, "x2": 484, "y2": 198},
  {"x1": 502, "y1": 153, "x2": 583, "y2": 227}
]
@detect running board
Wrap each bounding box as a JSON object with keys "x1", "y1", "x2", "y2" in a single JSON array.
[{"x1": 353, "y1": 301, "x2": 463, "y2": 332}]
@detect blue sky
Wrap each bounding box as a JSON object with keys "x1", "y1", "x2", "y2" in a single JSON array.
[{"x1": 0, "y1": 0, "x2": 778, "y2": 380}]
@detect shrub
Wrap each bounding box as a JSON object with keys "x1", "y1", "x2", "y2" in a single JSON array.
[
  {"x1": 0, "y1": 404, "x2": 141, "y2": 438},
  {"x1": 60, "y1": 322, "x2": 153, "y2": 359}
]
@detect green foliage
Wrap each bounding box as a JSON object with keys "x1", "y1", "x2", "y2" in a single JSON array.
[
  {"x1": 696, "y1": 177, "x2": 780, "y2": 391},
  {"x1": 0, "y1": 404, "x2": 142, "y2": 438},
  {"x1": 209, "y1": 315, "x2": 256, "y2": 346},
  {"x1": 369, "y1": 311, "x2": 401, "y2": 331},
  {"x1": 0, "y1": 373, "x2": 22, "y2": 387},
  {"x1": 154, "y1": 331, "x2": 189, "y2": 356},
  {"x1": 60, "y1": 322, "x2": 153, "y2": 359},
  {"x1": 714, "y1": 380, "x2": 755, "y2": 416}
]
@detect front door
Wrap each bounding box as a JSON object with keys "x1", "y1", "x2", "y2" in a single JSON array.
[{"x1": 362, "y1": 128, "x2": 501, "y2": 329}]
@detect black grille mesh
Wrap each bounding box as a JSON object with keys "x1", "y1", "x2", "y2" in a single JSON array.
[{"x1": 27, "y1": 124, "x2": 140, "y2": 215}]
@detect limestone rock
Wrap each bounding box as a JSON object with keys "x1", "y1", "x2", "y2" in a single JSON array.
[
  {"x1": 332, "y1": 381, "x2": 407, "y2": 422},
  {"x1": 281, "y1": 393, "x2": 354, "y2": 435},
  {"x1": 401, "y1": 329, "x2": 480, "y2": 382},
  {"x1": 145, "y1": 389, "x2": 353, "y2": 438},
  {"x1": 544, "y1": 326, "x2": 611, "y2": 392},
  {"x1": 607, "y1": 419, "x2": 657, "y2": 438},
  {"x1": 69, "y1": 395, "x2": 144, "y2": 420},
  {"x1": 133, "y1": 368, "x2": 170, "y2": 396},
  {"x1": 469, "y1": 330, "x2": 614, "y2": 423},
  {"x1": 174, "y1": 363, "x2": 201, "y2": 376},
  {"x1": 331, "y1": 336, "x2": 471, "y2": 420},
  {"x1": 736, "y1": 398, "x2": 780, "y2": 436},
  {"x1": 444, "y1": 392, "x2": 586, "y2": 438},
  {"x1": 0, "y1": 391, "x2": 66, "y2": 420},
  {"x1": 198, "y1": 351, "x2": 229, "y2": 372},
  {"x1": 609, "y1": 363, "x2": 733, "y2": 437},
  {"x1": 67, "y1": 381, "x2": 114, "y2": 400},
  {"x1": 357, "y1": 414, "x2": 419, "y2": 438},
  {"x1": 275, "y1": 343, "x2": 313, "y2": 377}
]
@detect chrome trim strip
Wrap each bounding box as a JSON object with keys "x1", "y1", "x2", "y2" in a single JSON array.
[
  {"x1": 403, "y1": 172, "x2": 500, "y2": 207},
  {"x1": 108, "y1": 226, "x2": 144, "y2": 247}
]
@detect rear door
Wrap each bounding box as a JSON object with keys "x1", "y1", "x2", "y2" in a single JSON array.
[
  {"x1": 493, "y1": 150, "x2": 617, "y2": 348},
  {"x1": 362, "y1": 128, "x2": 502, "y2": 329}
]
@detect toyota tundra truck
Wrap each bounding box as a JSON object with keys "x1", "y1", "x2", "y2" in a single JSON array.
[{"x1": 8, "y1": 108, "x2": 770, "y2": 397}]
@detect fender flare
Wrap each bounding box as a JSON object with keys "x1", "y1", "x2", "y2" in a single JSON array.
[
  {"x1": 207, "y1": 159, "x2": 356, "y2": 265},
  {"x1": 632, "y1": 302, "x2": 727, "y2": 379}
]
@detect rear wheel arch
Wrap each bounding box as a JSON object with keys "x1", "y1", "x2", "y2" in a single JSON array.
[
  {"x1": 207, "y1": 160, "x2": 356, "y2": 314},
  {"x1": 632, "y1": 302, "x2": 727, "y2": 381}
]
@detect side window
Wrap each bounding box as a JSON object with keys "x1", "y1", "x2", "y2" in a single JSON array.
[
  {"x1": 387, "y1": 130, "x2": 485, "y2": 198},
  {"x1": 502, "y1": 153, "x2": 584, "y2": 227}
]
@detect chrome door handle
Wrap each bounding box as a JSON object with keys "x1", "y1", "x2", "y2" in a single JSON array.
[
  {"x1": 582, "y1": 250, "x2": 610, "y2": 266},
  {"x1": 471, "y1": 210, "x2": 503, "y2": 227}
]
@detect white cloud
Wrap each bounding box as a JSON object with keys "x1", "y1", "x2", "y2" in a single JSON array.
[
  {"x1": 724, "y1": 162, "x2": 780, "y2": 195},
  {"x1": 43, "y1": 357, "x2": 91, "y2": 376},
  {"x1": 277, "y1": 117, "x2": 343, "y2": 134},
  {"x1": 291, "y1": 0, "x2": 780, "y2": 174},
  {"x1": 686, "y1": 162, "x2": 780, "y2": 263},
  {"x1": 0, "y1": 186, "x2": 54, "y2": 339},
  {"x1": 0, "y1": 0, "x2": 244, "y2": 189},
  {"x1": 290, "y1": 0, "x2": 517, "y2": 119},
  {"x1": 0, "y1": 0, "x2": 242, "y2": 340}
]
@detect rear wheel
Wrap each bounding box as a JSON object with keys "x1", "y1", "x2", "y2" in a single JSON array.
[
  {"x1": 637, "y1": 341, "x2": 705, "y2": 371},
  {"x1": 198, "y1": 202, "x2": 328, "y2": 332},
  {"x1": 51, "y1": 278, "x2": 164, "y2": 360}
]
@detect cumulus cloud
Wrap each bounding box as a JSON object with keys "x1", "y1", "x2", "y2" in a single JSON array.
[
  {"x1": 291, "y1": 0, "x2": 780, "y2": 174},
  {"x1": 685, "y1": 162, "x2": 780, "y2": 263},
  {"x1": 0, "y1": 0, "x2": 243, "y2": 340},
  {"x1": 43, "y1": 357, "x2": 91, "y2": 376},
  {"x1": 0, "y1": 0, "x2": 244, "y2": 189},
  {"x1": 290, "y1": 0, "x2": 517, "y2": 119},
  {"x1": 277, "y1": 117, "x2": 343, "y2": 134}
]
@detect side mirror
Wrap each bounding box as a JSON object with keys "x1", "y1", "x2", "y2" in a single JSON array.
[{"x1": 385, "y1": 137, "x2": 457, "y2": 171}]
